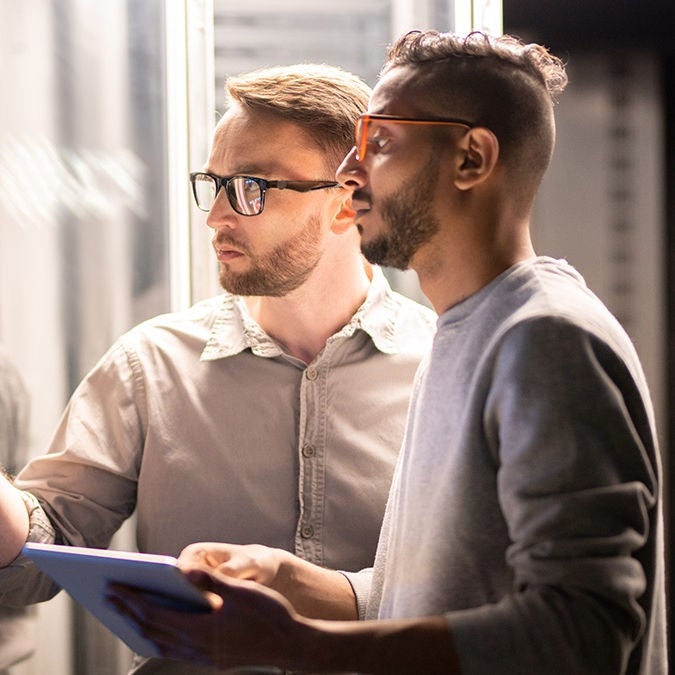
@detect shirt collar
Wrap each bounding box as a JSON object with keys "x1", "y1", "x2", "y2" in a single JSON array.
[
  {"x1": 331, "y1": 266, "x2": 401, "y2": 354},
  {"x1": 200, "y1": 266, "x2": 402, "y2": 362}
]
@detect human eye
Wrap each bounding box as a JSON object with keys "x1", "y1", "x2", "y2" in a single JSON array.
[{"x1": 367, "y1": 126, "x2": 393, "y2": 155}]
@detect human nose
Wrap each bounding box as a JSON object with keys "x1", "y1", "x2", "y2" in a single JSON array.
[
  {"x1": 205, "y1": 189, "x2": 236, "y2": 230},
  {"x1": 336, "y1": 147, "x2": 366, "y2": 190}
]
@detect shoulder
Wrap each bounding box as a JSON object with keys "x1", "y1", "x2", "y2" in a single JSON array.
[
  {"x1": 87, "y1": 295, "x2": 232, "y2": 372},
  {"x1": 437, "y1": 257, "x2": 647, "y2": 391},
  {"x1": 483, "y1": 262, "x2": 649, "y2": 405},
  {"x1": 122, "y1": 295, "x2": 228, "y2": 345},
  {"x1": 495, "y1": 258, "x2": 636, "y2": 361}
]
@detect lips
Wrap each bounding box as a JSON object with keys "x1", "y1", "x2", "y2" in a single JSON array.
[
  {"x1": 215, "y1": 248, "x2": 244, "y2": 262},
  {"x1": 351, "y1": 191, "x2": 371, "y2": 217},
  {"x1": 213, "y1": 240, "x2": 245, "y2": 262},
  {"x1": 353, "y1": 206, "x2": 371, "y2": 219},
  {"x1": 352, "y1": 201, "x2": 372, "y2": 222}
]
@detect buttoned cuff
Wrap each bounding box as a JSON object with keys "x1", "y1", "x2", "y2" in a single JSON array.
[{"x1": 18, "y1": 491, "x2": 56, "y2": 544}]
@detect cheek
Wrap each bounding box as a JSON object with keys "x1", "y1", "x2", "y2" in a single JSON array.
[{"x1": 369, "y1": 163, "x2": 402, "y2": 208}]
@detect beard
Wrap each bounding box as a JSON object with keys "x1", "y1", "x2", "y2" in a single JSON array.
[
  {"x1": 218, "y1": 213, "x2": 323, "y2": 296},
  {"x1": 360, "y1": 156, "x2": 441, "y2": 271}
]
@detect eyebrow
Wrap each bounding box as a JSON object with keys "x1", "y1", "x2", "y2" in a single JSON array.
[
  {"x1": 204, "y1": 164, "x2": 265, "y2": 175},
  {"x1": 204, "y1": 163, "x2": 312, "y2": 179}
]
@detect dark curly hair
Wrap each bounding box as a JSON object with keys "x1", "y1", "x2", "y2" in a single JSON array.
[{"x1": 381, "y1": 30, "x2": 568, "y2": 189}]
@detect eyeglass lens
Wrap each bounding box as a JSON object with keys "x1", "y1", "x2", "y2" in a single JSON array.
[
  {"x1": 193, "y1": 174, "x2": 264, "y2": 215},
  {"x1": 354, "y1": 115, "x2": 475, "y2": 161},
  {"x1": 355, "y1": 117, "x2": 369, "y2": 161}
]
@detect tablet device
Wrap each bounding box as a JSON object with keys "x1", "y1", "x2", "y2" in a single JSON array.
[{"x1": 22, "y1": 542, "x2": 211, "y2": 657}]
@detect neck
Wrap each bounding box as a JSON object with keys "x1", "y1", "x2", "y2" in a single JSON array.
[
  {"x1": 414, "y1": 214, "x2": 535, "y2": 315},
  {"x1": 245, "y1": 256, "x2": 371, "y2": 364}
]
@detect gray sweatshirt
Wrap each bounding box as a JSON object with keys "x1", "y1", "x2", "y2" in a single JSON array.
[{"x1": 349, "y1": 257, "x2": 666, "y2": 674}]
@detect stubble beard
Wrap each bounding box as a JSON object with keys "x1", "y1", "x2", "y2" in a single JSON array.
[
  {"x1": 360, "y1": 157, "x2": 441, "y2": 271},
  {"x1": 218, "y1": 214, "x2": 323, "y2": 297}
]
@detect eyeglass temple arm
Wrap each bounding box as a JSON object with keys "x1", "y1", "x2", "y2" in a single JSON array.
[{"x1": 273, "y1": 181, "x2": 339, "y2": 192}]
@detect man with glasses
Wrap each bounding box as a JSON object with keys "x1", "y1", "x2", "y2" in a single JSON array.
[
  {"x1": 110, "y1": 30, "x2": 666, "y2": 674},
  {"x1": 0, "y1": 64, "x2": 436, "y2": 674}
]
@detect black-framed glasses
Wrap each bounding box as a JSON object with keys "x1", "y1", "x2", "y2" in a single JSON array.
[
  {"x1": 354, "y1": 113, "x2": 476, "y2": 161},
  {"x1": 189, "y1": 172, "x2": 339, "y2": 216}
]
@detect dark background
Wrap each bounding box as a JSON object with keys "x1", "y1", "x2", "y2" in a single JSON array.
[
  {"x1": 504, "y1": 0, "x2": 674, "y2": 51},
  {"x1": 504, "y1": 0, "x2": 675, "y2": 660}
]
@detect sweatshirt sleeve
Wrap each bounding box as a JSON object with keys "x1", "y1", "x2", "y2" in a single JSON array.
[
  {"x1": 447, "y1": 316, "x2": 663, "y2": 674},
  {"x1": 339, "y1": 568, "x2": 373, "y2": 620}
]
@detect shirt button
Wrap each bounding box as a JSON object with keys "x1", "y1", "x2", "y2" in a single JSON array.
[
  {"x1": 300, "y1": 525, "x2": 314, "y2": 539},
  {"x1": 302, "y1": 444, "x2": 316, "y2": 458},
  {"x1": 305, "y1": 366, "x2": 318, "y2": 381}
]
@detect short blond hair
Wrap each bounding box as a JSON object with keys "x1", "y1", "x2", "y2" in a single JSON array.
[{"x1": 225, "y1": 64, "x2": 371, "y2": 171}]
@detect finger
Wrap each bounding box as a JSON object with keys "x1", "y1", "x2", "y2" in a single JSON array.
[
  {"x1": 106, "y1": 590, "x2": 172, "y2": 651},
  {"x1": 107, "y1": 585, "x2": 191, "y2": 632},
  {"x1": 106, "y1": 591, "x2": 144, "y2": 629},
  {"x1": 107, "y1": 583, "x2": 152, "y2": 622},
  {"x1": 184, "y1": 567, "x2": 290, "y2": 613},
  {"x1": 178, "y1": 542, "x2": 235, "y2": 569},
  {"x1": 181, "y1": 546, "x2": 257, "y2": 581},
  {"x1": 107, "y1": 585, "x2": 219, "y2": 665},
  {"x1": 215, "y1": 545, "x2": 278, "y2": 585},
  {"x1": 146, "y1": 626, "x2": 214, "y2": 667},
  {"x1": 216, "y1": 557, "x2": 260, "y2": 580}
]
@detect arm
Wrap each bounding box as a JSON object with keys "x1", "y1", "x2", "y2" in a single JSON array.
[
  {"x1": 109, "y1": 567, "x2": 460, "y2": 674},
  {"x1": 13, "y1": 339, "x2": 142, "y2": 552},
  {"x1": 0, "y1": 339, "x2": 143, "y2": 605},
  {"x1": 178, "y1": 542, "x2": 358, "y2": 620},
  {"x1": 0, "y1": 475, "x2": 29, "y2": 567},
  {"x1": 452, "y1": 316, "x2": 663, "y2": 673}
]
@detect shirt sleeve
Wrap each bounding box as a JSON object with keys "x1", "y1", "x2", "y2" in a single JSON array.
[
  {"x1": 0, "y1": 338, "x2": 145, "y2": 605},
  {"x1": 339, "y1": 568, "x2": 373, "y2": 620},
  {"x1": 0, "y1": 491, "x2": 60, "y2": 606},
  {"x1": 448, "y1": 316, "x2": 662, "y2": 674}
]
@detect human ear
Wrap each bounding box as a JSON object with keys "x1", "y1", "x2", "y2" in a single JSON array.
[
  {"x1": 454, "y1": 127, "x2": 499, "y2": 190},
  {"x1": 329, "y1": 192, "x2": 357, "y2": 234}
]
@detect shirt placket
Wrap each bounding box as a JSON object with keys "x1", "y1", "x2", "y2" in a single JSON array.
[{"x1": 295, "y1": 354, "x2": 329, "y2": 565}]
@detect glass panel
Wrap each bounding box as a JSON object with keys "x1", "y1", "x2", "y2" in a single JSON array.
[
  {"x1": 0, "y1": 1, "x2": 171, "y2": 672},
  {"x1": 0, "y1": 0, "x2": 170, "y2": 443},
  {"x1": 213, "y1": 0, "x2": 392, "y2": 109}
]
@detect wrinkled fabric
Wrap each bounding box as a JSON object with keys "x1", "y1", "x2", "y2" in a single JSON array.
[
  {"x1": 2, "y1": 268, "x2": 436, "y2": 674},
  {"x1": 0, "y1": 348, "x2": 35, "y2": 670},
  {"x1": 362, "y1": 258, "x2": 666, "y2": 674}
]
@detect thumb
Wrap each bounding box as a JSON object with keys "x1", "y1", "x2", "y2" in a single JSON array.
[{"x1": 184, "y1": 568, "x2": 226, "y2": 610}]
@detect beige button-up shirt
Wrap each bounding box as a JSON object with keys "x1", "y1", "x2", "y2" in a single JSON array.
[{"x1": 3, "y1": 268, "x2": 435, "y2": 618}]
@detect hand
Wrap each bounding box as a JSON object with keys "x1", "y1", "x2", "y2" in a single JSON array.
[
  {"x1": 178, "y1": 542, "x2": 359, "y2": 620},
  {"x1": 108, "y1": 567, "x2": 460, "y2": 674},
  {"x1": 108, "y1": 567, "x2": 307, "y2": 671},
  {"x1": 178, "y1": 542, "x2": 284, "y2": 587}
]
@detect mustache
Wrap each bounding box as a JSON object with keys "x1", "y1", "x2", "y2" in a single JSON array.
[
  {"x1": 213, "y1": 234, "x2": 250, "y2": 254},
  {"x1": 351, "y1": 188, "x2": 370, "y2": 204}
]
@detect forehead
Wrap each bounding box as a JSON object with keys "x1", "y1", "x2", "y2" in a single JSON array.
[
  {"x1": 207, "y1": 104, "x2": 326, "y2": 176},
  {"x1": 369, "y1": 65, "x2": 440, "y2": 117}
]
